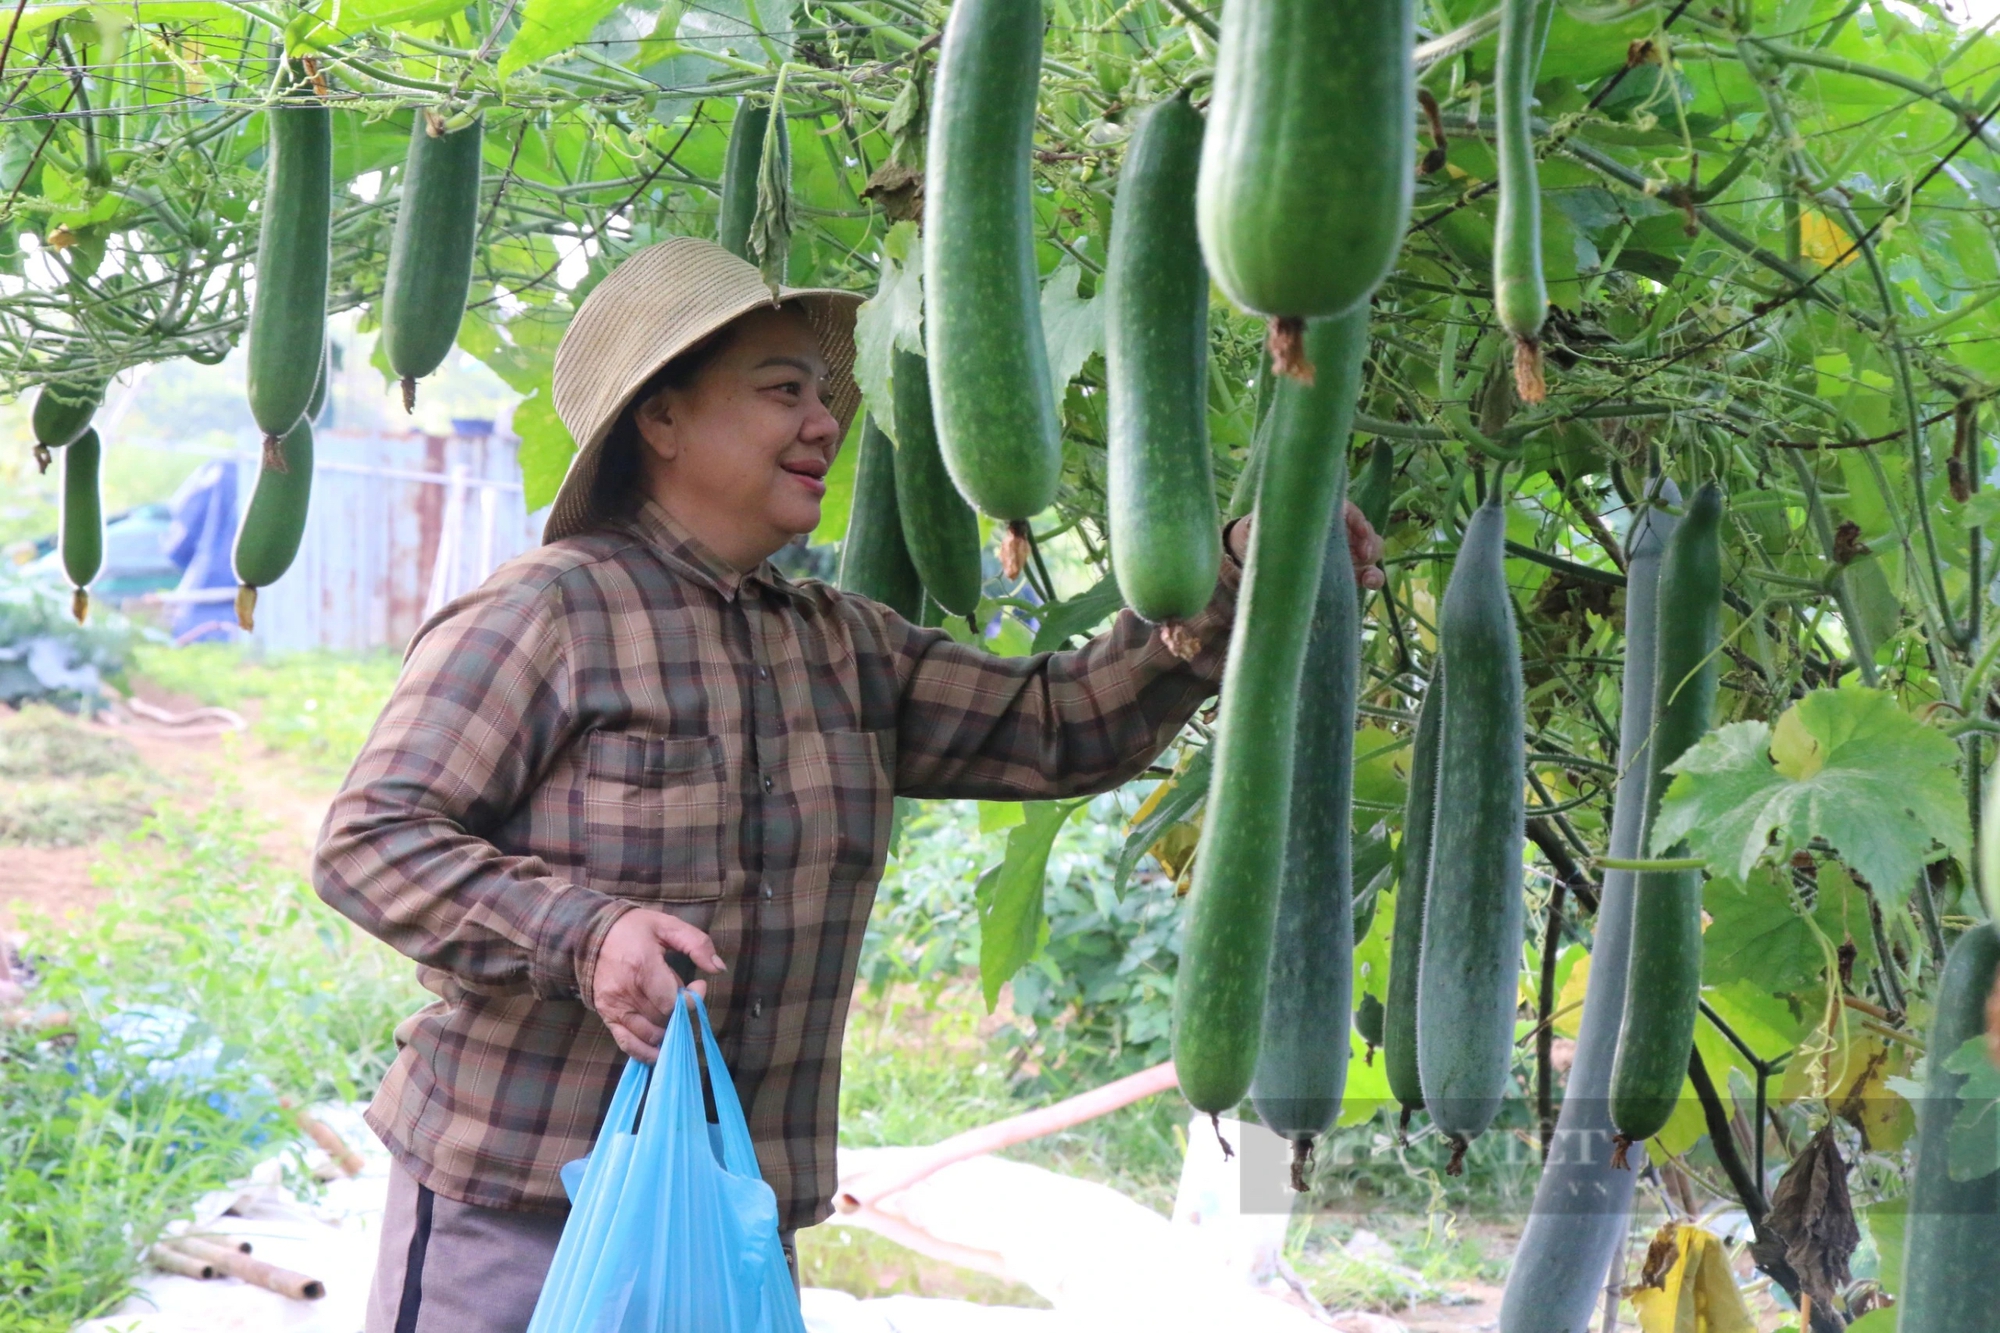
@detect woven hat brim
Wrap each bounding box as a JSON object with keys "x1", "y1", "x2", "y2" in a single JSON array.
[{"x1": 541, "y1": 285, "x2": 863, "y2": 544}]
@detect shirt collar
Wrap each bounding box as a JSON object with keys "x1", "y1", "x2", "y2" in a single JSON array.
[{"x1": 622, "y1": 500, "x2": 806, "y2": 604}]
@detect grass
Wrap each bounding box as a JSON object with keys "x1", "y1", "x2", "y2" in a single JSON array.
[
  {"x1": 0, "y1": 707, "x2": 154, "y2": 847},
  {"x1": 0, "y1": 799, "x2": 425, "y2": 1331},
  {"x1": 129, "y1": 642, "x2": 403, "y2": 777}
]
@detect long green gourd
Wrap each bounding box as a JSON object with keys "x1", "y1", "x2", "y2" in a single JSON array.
[
  {"x1": 1610, "y1": 483, "x2": 1724, "y2": 1154},
  {"x1": 837, "y1": 416, "x2": 925, "y2": 622},
  {"x1": 1249, "y1": 473, "x2": 1360, "y2": 1187},
  {"x1": 717, "y1": 99, "x2": 770, "y2": 262},
  {"x1": 233, "y1": 348, "x2": 327, "y2": 632},
  {"x1": 1493, "y1": 0, "x2": 1549, "y2": 401},
  {"x1": 1196, "y1": 0, "x2": 1412, "y2": 375},
  {"x1": 1415, "y1": 493, "x2": 1525, "y2": 1169},
  {"x1": 1171, "y1": 308, "x2": 1369, "y2": 1116},
  {"x1": 1105, "y1": 93, "x2": 1220, "y2": 629},
  {"x1": 890, "y1": 349, "x2": 983, "y2": 618},
  {"x1": 923, "y1": 0, "x2": 1061, "y2": 521},
  {"x1": 60, "y1": 428, "x2": 102, "y2": 624},
  {"x1": 1383, "y1": 666, "x2": 1443, "y2": 1115},
  {"x1": 383, "y1": 111, "x2": 483, "y2": 412},
  {"x1": 1899, "y1": 922, "x2": 2000, "y2": 1333},
  {"x1": 245, "y1": 68, "x2": 330, "y2": 466},
  {"x1": 1499, "y1": 483, "x2": 1679, "y2": 1333}
]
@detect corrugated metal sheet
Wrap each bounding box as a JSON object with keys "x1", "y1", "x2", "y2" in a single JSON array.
[{"x1": 243, "y1": 426, "x2": 542, "y2": 655}]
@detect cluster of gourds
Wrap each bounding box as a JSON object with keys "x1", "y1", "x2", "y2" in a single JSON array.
[
  {"x1": 29, "y1": 61, "x2": 483, "y2": 629},
  {"x1": 833, "y1": 0, "x2": 1781, "y2": 1225}
]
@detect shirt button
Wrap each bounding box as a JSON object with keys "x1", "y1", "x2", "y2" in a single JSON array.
[
  {"x1": 762, "y1": 774, "x2": 774, "y2": 793},
  {"x1": 757, "y1": 666, "x2": 770, "y2": 680},
  {"x1": 750, "y1": 998, "x2": 764, "y2": 1018},
  {"x1": 760, "y1": 884, "x2": 773, "y2": 900}
]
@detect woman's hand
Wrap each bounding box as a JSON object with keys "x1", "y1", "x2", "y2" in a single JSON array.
[
  {"x1": 585, "y1": 909, "x2": 727, "y2": 1063},
  {"x1": 1225, "y1": 501, "x2": 1386, "y2": 589}
]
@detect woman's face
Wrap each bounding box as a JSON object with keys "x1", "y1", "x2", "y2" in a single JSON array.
[{"x1": 632, "y1": 306, "x2": 843, "y2": 571}]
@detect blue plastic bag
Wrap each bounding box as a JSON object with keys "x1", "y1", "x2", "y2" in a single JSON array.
[{"x1": 527, "y1": 993, "x2": 806, "y2": 1333}]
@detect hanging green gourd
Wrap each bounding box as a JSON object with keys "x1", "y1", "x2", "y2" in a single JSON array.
[
  {"x1": 717, "y1": 98, "x2": 770, "y2": 262},
  {"x1": 1249, "y1": 477, "x2": 1361, "y2": 1188},
  {"x1": 60, "y1": 428, "x2": 102, "y2": 624},
  {"x1": 891, "y1": 349, "x2": 984, "y2": 619},
  {"x1": 233, "y1": 346, "x2": 327, "y2": 631},
  {"x1": 1172, "y1": 309, "x2": 1370, "y2": 1119},
  {"x1": 1105, "y1": 93, "x2": 1221, "y2": 642},
  {"x1": 1493, "y1": 0, "x2": 1550, "y2": 401},
  {"x1": 1415, "y1": 493, "x2": 1526, "y2": 1172},
  {"x1": 1609, "y1": 484, "x2": 1724, "y2": 1160},
  {"x1": 245, "y1": 61, "x2": 330, "y2": 468},
  {"x1": 1196, "y1": 0, "x2": 1414, "y2": 378},
  {"x1": 382, "y1": 109, "x2": 483, "y2": 413},
  {"x1": 923, "y1": 0, "x2": 1062, "y2": 526},
  {"x1": 837, "y1": 416, "x2": 925, "y2": 622},
  {"x1": 1383, "y1": 668, "x2": 1442, "y2": 1117}
]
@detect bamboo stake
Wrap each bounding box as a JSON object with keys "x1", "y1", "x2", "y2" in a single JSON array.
[
  {"x1": 161, "y1": 1237, "x2": 324, "y2": 1301},
  {"x1": 148, "y1": 1247, "x2": 215, "y2": 1280},
  {"x1": 282, "y1": 1098, "x2": 365, "y2": 1176}
]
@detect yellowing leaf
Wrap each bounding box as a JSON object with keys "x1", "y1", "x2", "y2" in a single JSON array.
[
  {"x1": 1148, "y1": 819, "x2": 1201, "y2": 883},
  {"x1": 1799, "y1": 210, "x2": 1858, "y2": 269},
  {"x1": 1770, "y1": 704, "x2": 1825, "y2": 780},
  {"x1": 1629, "y1": 1225, "x2": 1758, "y2": 1333},
  {"x1": 1554, "y1": 951, "x2": 1590, "y2": 1039},
  {"x1": 1778, "y1": 1028, "x2": 1915, "y2": 1150}
]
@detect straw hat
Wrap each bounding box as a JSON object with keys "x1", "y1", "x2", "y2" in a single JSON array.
[{"x1": 543, "y1": 236, "x2": 864, "y2": 543}]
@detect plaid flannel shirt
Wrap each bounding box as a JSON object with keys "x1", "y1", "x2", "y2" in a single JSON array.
[{"x1": 313, "y1": 501, "x2": 1241, "y2": 1230}]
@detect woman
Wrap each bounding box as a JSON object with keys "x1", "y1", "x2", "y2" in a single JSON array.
[{"x1": 314, "y1": 235, "x2": 1383, "y2": 1333}]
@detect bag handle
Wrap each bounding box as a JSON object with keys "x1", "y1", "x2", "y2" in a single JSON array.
[
  {"x1": 687, "y1": 992, "x2": 765, "y2": 1179},
  {"x1": 632, "y1": 988, "x2": 710, "y2": 1151}
]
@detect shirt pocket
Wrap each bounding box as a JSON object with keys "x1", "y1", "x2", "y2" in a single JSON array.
[{"x1": 582, "y1": 731, "x2": 729, "y2": 901}]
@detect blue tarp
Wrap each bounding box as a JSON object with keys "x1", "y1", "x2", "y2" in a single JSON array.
[{"x1": 164, "y1": 459, "x2": 240, "y2": 644}]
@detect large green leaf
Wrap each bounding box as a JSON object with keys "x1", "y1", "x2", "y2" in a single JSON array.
[
  {"x1": 1029, "y1": 573, "x2": 1124, "y2": 653},
  {"x1": 1653, "y1": 688, "x2": 1968, "y2": 905},
  {"x1": 851, "y1": 221, "x2": 924, "y2": 442},
  {"x1": 513, "y1": 385, "x2": 576, "y2": 514},
  {"x1": 1702, "y1": 867, "x2": 1825, "y2": 995},
  {"x1": 498, "y1": 0, "x2": 628, "y2": 76},
  {"x1": 976, "y1": 801, "x2": 1076, "y2": 1012},
  {"x1": 1040, "y1": 261, "x2": 1103, "y2": 403}
]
